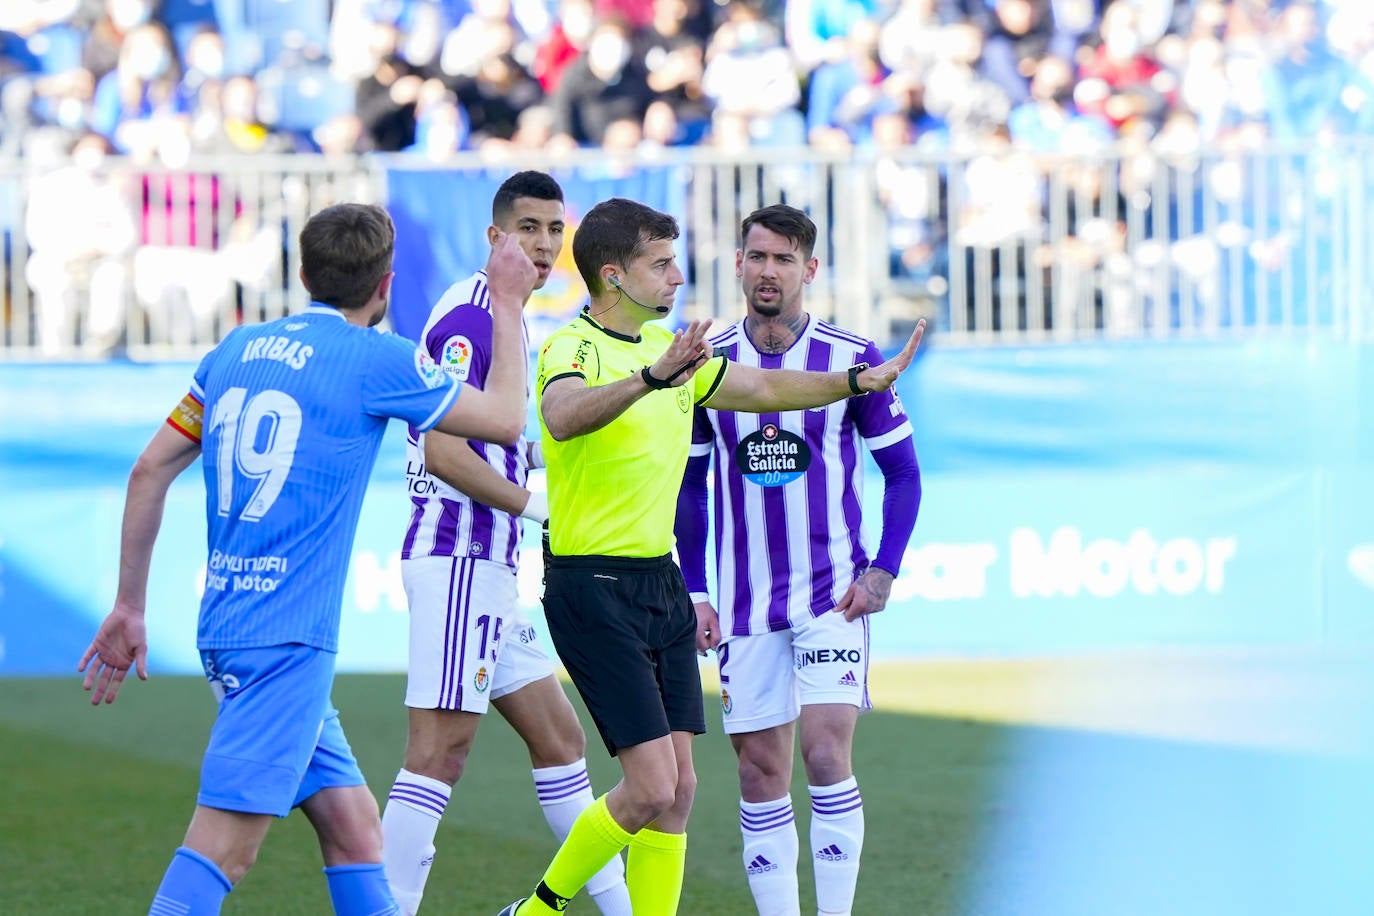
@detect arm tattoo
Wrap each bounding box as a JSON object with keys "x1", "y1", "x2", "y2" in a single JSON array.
[{"x1": 857, "y1": 568, "x2": 892, "y2": 611}]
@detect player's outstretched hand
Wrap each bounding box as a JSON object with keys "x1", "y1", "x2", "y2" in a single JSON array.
[
  {"x1": 833, "y1": 567, "x2": 894, "y2": 622},
  {"x1": 856, "y1": 318, "x2": 926, "y2": 394},
  {"x1": 78, "y1": 603, "x2": 149, "y2": 705},
  {"x1": 694, "y1": 600, "x2": 721, "y2": 655},
  {"x1": 648, "y1": 320, "x2": 712, "y2": 388},
  {"x1": 485, "y1": 231, "x2": 538, "y2": 307}
]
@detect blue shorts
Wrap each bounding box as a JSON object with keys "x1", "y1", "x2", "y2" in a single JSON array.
[{"x1": 198, "y1": 645, "x2": 365, "y2": 817}]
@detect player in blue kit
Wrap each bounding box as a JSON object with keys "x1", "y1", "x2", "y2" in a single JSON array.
[{"x1": 77, "y1": 202, "x2": 537, "y2": 915}]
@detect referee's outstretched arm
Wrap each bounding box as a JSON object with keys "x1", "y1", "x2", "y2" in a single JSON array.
[{"x1": 704, "y1": 319, "x2": 925, "y2": 413}]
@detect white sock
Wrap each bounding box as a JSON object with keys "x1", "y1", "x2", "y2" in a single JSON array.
[
  {"x1": 740, "y1": 795, "x2": 801, "y2": 916},
  {"x1": 532, "y1": 759, "x2": 631, "y2": 915},
  {"x1": 809, "y1": 777, "x2": 864, "y2": 916},
  {"x1": 382, "y1": 768, "x2": 451, "y2": 916}
]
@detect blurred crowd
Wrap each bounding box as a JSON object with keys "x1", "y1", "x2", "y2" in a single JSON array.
[
  {"x1": 4, "y1": 0, "x2": 1374, "y2": 166},
  {"x1": 4, "y1": 0, "x2": 1374, "y2": 354}
]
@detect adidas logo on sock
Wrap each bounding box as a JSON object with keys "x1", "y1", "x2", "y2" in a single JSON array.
[
  {"x1": 815, "y1": 844, "x2": 849, "y2": 862},
  {"x1": 838, "y1": 670, "x2": 859, "y2": 687},
  {"x1": 746, "y1": 855, "x2": 779, "y2": 875}
]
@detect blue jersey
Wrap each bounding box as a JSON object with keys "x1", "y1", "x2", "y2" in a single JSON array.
[{"x1": 189, "y1": 305, "x2": 459, "y2": 651}]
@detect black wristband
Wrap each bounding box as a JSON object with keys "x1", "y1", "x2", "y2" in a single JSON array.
[
  {"x1": 641, "y1": 365, "x2": 671, "y2": 390},
  {"x1": 847, "y1": 362, "x2": 870, "y2": 396}
]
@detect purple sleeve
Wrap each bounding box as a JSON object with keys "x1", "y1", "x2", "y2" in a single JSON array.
[
  {"x1": 851, "y1": 340, "x2": 920, "y2": 576},
  {"x1": 425, "y1": 304, "x2": 492, "y2": 388},
  {"x1": 674, "y1": 408, "x2": 714, "y2": 595},
  {"x1": 870, "y1": 435, "x2": 921, "y2": 578},
  {"x1": 849, "y1": 342, "x2": 908, "y2": 441}
]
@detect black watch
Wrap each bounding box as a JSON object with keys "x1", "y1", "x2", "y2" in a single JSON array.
[
  {"x1": 641, "y1": 365, "x2": 671, "y2": 390},
  {"x1": 847, "y1": 362, "x2": 870, "y2": 396}
]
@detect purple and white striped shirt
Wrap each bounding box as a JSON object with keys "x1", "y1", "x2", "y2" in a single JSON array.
[
  {"x1": 679, "y1": 316, "x2": 917, "y2": 636},
  {"x1": 402, "y1": 271, "x2": 527, "y2": 569}
]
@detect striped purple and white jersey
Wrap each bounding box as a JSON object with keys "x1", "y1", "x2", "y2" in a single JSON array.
[
  {"x1": 688, "y1": 317, "x2": 915, "y2": 636},
  {"x1": 401, "y1": 271, "x2": 528, "y2": 569}
]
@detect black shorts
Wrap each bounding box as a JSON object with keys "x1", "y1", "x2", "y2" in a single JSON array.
[{"x1": 542, "y1": 552, "x2": 705, "y2": 756}]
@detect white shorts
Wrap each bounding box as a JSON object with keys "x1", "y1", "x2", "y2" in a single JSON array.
[
  {"x1": 402, "y1": 555, "x2": 556, "y2": 713},
  {"x1": 716, "y1": 611, "x2": 872, "y2": 735}
]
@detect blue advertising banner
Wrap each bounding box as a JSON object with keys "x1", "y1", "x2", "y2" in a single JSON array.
[
  {"x1": 2, "y1": 339, "x2": 1370, "y2": 675},
  {"x1": 383, "y1": 163, "x2": 688, "y2": 343}
]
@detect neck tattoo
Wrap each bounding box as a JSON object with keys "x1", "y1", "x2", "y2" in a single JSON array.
[{"x1": 748, "y1": 312, "x2": 808, "y2": 354}]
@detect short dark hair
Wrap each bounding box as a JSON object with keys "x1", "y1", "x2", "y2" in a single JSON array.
[
  {"x1": 741, "y1": 204, "x2": 818, "y2": 260},
  {"x1": 298, "y1": 203, "x2": 395, "y2": 312},
  {"x1": 572, "y1": 198, "x2": 679, "y2": 296},
  {"x1": 492, "y1": 170, "x2": 564, "y2": 224}
]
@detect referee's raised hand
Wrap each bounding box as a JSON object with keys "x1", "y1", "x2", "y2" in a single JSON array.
[
  {"x1": 853, "y1": 318, "x2": 926, "y2": 394},
  {"x1": 647, "y1": 319, "x2": 712, "y2": 388}
]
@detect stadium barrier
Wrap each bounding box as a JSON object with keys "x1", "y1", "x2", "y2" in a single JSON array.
[
  {"x1": 3, "y1": 337, "x2": 1370, "y2": 675},
  {"x1": 3, "y1": 140, "x2": 1372, "y2": 360}
]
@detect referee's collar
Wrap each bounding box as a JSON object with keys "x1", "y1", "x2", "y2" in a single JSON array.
[{"x1": 579, "y1": 305, "x2": 641, "y2": 343}]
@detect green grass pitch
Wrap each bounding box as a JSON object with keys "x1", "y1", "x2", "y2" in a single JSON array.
[{"x1": 0, "y1": 673, "x2": 1001, "y2": 915}]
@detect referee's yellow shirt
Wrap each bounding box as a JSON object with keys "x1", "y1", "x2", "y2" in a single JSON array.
[{"x1": 536, "y1": 311, "x2": 728, "y2": 558}]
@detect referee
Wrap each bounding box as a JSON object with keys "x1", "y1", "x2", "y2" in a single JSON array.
[{"x1": 499, "y1": 198, "x2": 924, "y2": 916}]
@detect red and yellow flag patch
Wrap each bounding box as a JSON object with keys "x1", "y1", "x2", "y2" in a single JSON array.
[{"x1": 166, "y1": 391, "x2": 204, "y2": 444}]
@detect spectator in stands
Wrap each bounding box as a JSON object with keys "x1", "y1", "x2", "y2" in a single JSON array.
[
  {"x1": 918, "y1": 17, "x2": 1007, "y2": 143},
  {"x1": 975, "y1": 0, "x2": 1078, "y2": 108},
  {"x1": 446, "y1": 20, "x2": 546, "y2": 145},
  {"x1": 1261, "y1": 0, "x2": 1374, "y2": 139},
  {"x1": 953, "y1": 122, "x2": 1043, "y2": 326},
  {"x1": 189, "y1": 73, "x2": 297, "y2": 154},
  {"x1": 641, "y1": 98, "x2": 683, "y2": 150},
  {"x1": 601, "y1": 114, "x2": 644, "y2": 154},
  {"x1": 440, "y1": 0, "x2": 526, "y2": 78},
  {"x1": 1075, "y1": 0, "x2": 1174, "y2": 134},
  {"x1": 1008, "y1": 53, "x2": 1112, "y2": 151},
  {"x1": 634, "y1": 0, "x2": 711, "y2": 143},
  {"x1": 494, "y1": 102, "x2": 578, "y2": 158},
  {"x1": 396, "y1": 0, "x2": 453, "y2": 71},
  {"x1": 873, "y1": 111, "x2": 947, "y2": 293},
  {"x1": 354, "y1": 19, "x2": 424, "y2": 151},
  {"x1": 24, "y1": 130, "x2": 136, "y2": 355},
  {"x1": 550, "y1": 17, "x2": 653, "y2": 145},
  {"x1": 533, "y1": 0, "x2": 595, "y2": 93},
  {"x1": 701, "y1": 1, "x2": 803, "y2": 147},
  {"x1": 405, "y1": 80, "x2": 470, "y2": 158},
  {"x1": 83, "y1": 0, "x2": 158, "y2": 84},
  {"x1": 596, "y1": 0, "x2": 654, "y2": 32},
  {"x1": 179, "y1": 25, "x2": 227, "y2": 97},
  {"x1": 90, "y1": 21, "x2": 190, "y2": 158},
  {"x1": 785, "y1": 0, "x2": 886, "y2": 73},
  {"x1": 878, "y1": 0, "x2": 945, "y2": 81},
  {"x1": 806, "y1": 18, "x2": 898, "y2": 149},
  {"x1": 313, "y1": 111, "x2": 374, "y2": 155},
  {"x1": 1171, "y1": 10, "x2": 1233, "y2": 140}
]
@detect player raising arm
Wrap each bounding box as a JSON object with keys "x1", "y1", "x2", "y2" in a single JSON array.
[
  {"x1": 78, "y1": 203, "x2": 536, "y2": 916},
  {"x1": 381, "y1": 172, "x2": 631, "y2": 916},
  {"x1": 676, "y1": 204, "x2": 922, "y2": 916},
  {"x1": 498, "y1": 197, "x2": 922, "y2": 916}
]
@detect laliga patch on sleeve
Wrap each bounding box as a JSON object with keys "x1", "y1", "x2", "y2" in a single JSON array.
[
  {"x1": 413, "y1": 346, "x2": 447, "y2": 389},
  {"x1": 441, "y1": 335, "x2": 474, "y2": 381},
  {"x1": 166, "y1": 391, "x2": 205, "y2": 443}
]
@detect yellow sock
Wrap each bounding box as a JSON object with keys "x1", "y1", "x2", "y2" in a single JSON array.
[
  {"x1": 518, "y1": 795, "x2": 633, "y2": 915},
  {"x1": 626, "y1": 827, "x2": 688, "y2": 916}
]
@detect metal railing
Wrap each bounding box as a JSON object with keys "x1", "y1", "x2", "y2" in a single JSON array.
[{"x1": 3, "y1": 140, "x2": 1370, "y2": 360}]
